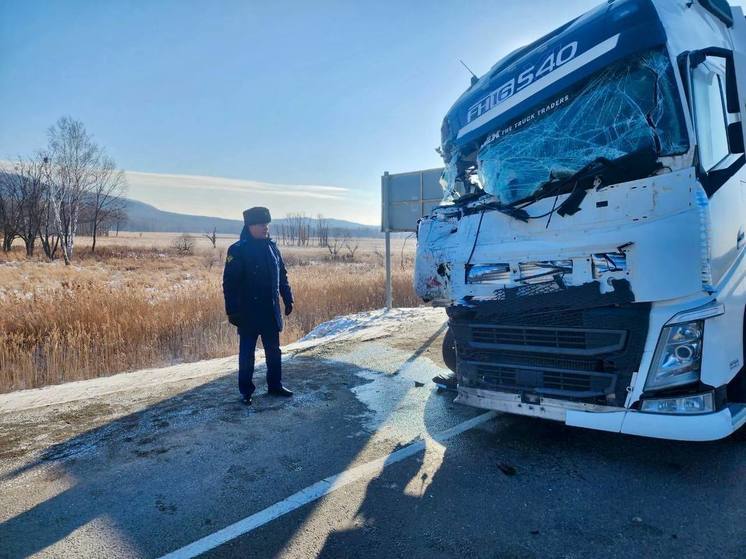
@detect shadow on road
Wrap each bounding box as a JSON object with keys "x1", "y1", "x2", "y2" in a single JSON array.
[
  {"x1": 311, "y1": 409, "x2": 746, "y2": 558},
  {"x1": 1, "y1": 323, "x2": 745, "y2": 559},
  {"x1": 0, "y1": 325, "x2": 453, "y2": 558}
]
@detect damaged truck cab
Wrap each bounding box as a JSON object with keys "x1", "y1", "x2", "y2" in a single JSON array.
[{"x1": 415, "y1": 0, "x2": 746, "y2": 440}]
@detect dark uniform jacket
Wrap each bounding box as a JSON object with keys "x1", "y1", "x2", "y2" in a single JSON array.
[{"x1": 222, "y1": 227, "x2": 293, "y2": 332}]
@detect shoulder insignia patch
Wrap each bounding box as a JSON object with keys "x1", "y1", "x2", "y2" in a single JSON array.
[{"x1": 226, "y1": 255, "x2": 234, "y2": 264}]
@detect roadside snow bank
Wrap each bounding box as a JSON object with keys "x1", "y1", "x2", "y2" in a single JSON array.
[
  {"x1": 296, "y1": 307, "x2": 444, "y2": 347},
  {"x1": 0, "y1": 356, "x2": 239, "y2": 414},
  {"x1": 0, "y1": 307, "x2": 444, "y2": 413}
]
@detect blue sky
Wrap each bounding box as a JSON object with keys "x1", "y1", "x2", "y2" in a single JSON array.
[{"x1": 2, "y1": 0, "x2": 745, "y2": 224}]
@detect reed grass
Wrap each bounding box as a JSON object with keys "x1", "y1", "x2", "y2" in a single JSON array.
[{"x1": 0, "y1": 241, "x2": 418, "y2": 393}]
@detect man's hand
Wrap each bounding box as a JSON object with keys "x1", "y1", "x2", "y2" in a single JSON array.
[
  {"x1": 284, "y1": 302, "x2": 293, "y2": 316},
  {"x1": 228, "y1": 314, "x2": 242, "y2": 327}
]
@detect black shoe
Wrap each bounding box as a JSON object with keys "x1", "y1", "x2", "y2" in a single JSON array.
[
  {"x1": 268, "y1": 386, "x2": 293, "y2": 397},
  {"x1": 241, "y1": 395, "x2": 253, "y2": 405}
]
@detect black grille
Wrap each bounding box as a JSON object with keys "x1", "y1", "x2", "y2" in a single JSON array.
[
  {"x1": 470, "y1": 351, "x2": 600, "y2": 372},
  {"x1": 451, "y1": 301, "x2": 651, "y2": 406},
  {"x1": 474, "y1": 362, "x2": 616, "y2": 398},
  {"x1": 470, "y1": 324, "x2": 626, "y2": 355}
]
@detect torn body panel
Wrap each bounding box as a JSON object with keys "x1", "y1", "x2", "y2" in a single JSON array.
[{"x1": 416, "y1": 168, "x2": 707, "y2": 306}]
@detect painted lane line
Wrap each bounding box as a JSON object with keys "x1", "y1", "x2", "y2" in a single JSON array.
[{"x1": 158, "y1": 411, "x2": 497, "y2": 559}]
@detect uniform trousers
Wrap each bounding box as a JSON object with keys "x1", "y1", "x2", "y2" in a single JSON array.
[{"x1": 238, "y1": 326, "x2": 282, "y2": 397}]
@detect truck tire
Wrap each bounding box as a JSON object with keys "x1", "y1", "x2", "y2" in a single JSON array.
[{"x1": 442, "y1": 327, "x2": 457, "y2": 373}]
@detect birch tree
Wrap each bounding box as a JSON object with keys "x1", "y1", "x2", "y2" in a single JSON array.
[{"x1": 46, "y1": 117, "x2": 126, "y2": 263}]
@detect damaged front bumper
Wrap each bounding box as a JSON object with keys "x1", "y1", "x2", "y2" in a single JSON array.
[{"x1": 457, "y1": 387, "x2": 746, "y2": 441}]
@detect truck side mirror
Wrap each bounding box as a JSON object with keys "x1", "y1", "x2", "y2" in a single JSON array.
[
  {"x1": 682, "y1": 47, "x2": 746, "y2": 195},
  {"x1": 688, "y1": 47, "x2": 739, "y2": 113}
]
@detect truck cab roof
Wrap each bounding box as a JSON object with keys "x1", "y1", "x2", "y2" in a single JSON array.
[{"x1": 441, "y1": 0, "x2": 734, "y2": 160}]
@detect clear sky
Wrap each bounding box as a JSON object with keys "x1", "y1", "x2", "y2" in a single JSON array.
[{"x1": 2, "y1": 0, "x2": 745, "y2": 224}]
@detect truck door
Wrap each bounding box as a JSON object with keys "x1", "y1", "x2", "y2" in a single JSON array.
[{"x1": 685, "y1": 49, "x2": 746, "y2": 283}]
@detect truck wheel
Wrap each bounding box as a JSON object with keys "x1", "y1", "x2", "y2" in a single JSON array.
[{"x1": 442, "y1": 327, "x2": 457, "y2": 373}]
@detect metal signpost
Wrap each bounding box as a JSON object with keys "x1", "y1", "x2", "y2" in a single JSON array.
[{"x1": 380, "y1": 168, "x2": 444, "y2": 308}]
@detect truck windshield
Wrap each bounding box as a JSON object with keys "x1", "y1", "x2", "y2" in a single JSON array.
[{"x1": 476, "y1": 48, "x2": 689, "y2": 206}]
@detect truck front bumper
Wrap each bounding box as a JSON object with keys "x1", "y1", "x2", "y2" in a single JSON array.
[{"x1": 456, "y1": 387, "x2": 746, "y2": 441}]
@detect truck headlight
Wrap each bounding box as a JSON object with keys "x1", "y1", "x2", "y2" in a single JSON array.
[{"x1": 645, "y1": 320, "x2": 703, "y2": 390}]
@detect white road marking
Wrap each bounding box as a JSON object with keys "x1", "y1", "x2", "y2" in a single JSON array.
[{"x1": 158, "y1": 411, "x2": 497, "y2": 559}]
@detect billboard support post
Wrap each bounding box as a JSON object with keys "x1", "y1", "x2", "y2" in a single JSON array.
[
  {"x1": 382, "y1": 172, "x2": 393, "y2": 309},
  {"x1": 385, "y1": 231, "x2": 392, "y2": 309},
  {"x1": 380, "y1": 167, "x2": 444, "y2": 311}
]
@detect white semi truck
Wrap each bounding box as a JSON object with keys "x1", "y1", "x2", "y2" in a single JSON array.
[{"x1": 414, "y1": 0, "x2": 746, "y2": 440}]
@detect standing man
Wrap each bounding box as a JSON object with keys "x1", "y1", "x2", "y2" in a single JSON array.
[{"x1": 223, "y1": 206, "x2": 294, "y2": 405}]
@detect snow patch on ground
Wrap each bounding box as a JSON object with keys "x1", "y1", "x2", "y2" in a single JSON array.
[
  {"x1": 296, "y1": 307, "x2": 444, "y2": 348},
  {"x1": 0, "y1": 356, "x2": 239, "y2": 415}
]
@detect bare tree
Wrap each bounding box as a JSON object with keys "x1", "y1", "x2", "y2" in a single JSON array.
[
  {"x1": 277, "y1": 222, "x2": 287, "y2": 245},
  {"x1": 45, "y1": 117, "x2": 105, "y2": 264},
  {"x1": 299, "y1": 218, "x2": 310, "y2": 246},
  {"x1": 5, "y1": 155, "x2": 51, "y2": 256},
  {"x1": 112, "y1": 207, "x2": 127, "y2": 237},
  {"x1": 284, "y1": 213, "x2": 311, "y2": 247},
  {"x1": 343, "y1": 237, "x2": 359, "y2": 261},
  {"x1": 203, "y1": 227, "x2": 217, "y2": 248},
  {"x1": 173, "y1": 233, "x2": 195, "y2": 255},
  {"x1": 327, "y1": 237, "x2": 342, "y2": 261},
  {"x1": 295, "y1": 213, "x2": 311, "y2": 246},
  {"x1": 0, "y1": 166, "x2": 22, "y2": 252},
  {"x1": 400, "y1": 232, "x2": 415, "y2": 270},
  {"x1": 283, "y1": 213, "x2": 297, "y2": 245},
  {"x1": 38, "y1": 166, "x2": 60, "y2": 260},
  {"x1": 315, "y1": 214, "x2": 329, "y2": 247},
  {"x1": 89, "y1": 154, "x2": 127, "y2": 253},
  {"x1": 0, "y1": 154, "x2": 68, "y2": 259}
]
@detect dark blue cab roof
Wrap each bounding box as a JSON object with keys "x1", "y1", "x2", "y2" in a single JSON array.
[{"x1": 441, "y1": 0, "x2": 668, "y2": 159}]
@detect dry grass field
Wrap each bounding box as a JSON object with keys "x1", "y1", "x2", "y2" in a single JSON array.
[{"x1": 0, "y1": 232, "x2": 419, "y2": 393}]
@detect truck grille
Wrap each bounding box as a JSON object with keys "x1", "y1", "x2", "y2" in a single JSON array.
[
  {"x1": 473, "y1": 362, "x2": 616, "y2": 398},
  {"x1": 451, "y1": 303, "x2": 650, "y2": 406},
  {"x1": 470, "y1": 324, "x2": 626, "y2": 355}
]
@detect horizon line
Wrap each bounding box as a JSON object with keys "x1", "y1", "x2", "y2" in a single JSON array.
[{"x1": 124, "y1": 195, "x2": 381, "y2": 227}]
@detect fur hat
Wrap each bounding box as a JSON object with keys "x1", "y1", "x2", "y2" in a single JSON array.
[{"x1": 243, "y1": 206, "x2": 272, "y2": 226}]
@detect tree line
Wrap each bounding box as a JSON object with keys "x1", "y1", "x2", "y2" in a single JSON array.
[
  {"x1": 0, "y1": 117, "x2": 127, "y2": 263},
  {"x1": 275, "y1": 213, "x2": 359, "y2": 260},
  {"x1": 276, "y1": 213, "x2": 329, "y2": 247}
]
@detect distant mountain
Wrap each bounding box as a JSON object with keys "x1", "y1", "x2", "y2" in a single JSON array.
[{"x1": 120, "y1": 198, "x2": 382, "y2": 236}]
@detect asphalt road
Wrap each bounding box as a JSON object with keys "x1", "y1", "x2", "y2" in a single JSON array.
[{"x1": 0, "y1": 309, "x2": 744, "y2": 559}]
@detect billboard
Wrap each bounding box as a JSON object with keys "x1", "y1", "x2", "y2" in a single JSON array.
[{"x1": 381, "y1": 168, "x2": 445, "y2": 232}]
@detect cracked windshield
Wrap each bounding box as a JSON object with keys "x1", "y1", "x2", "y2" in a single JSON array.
[{"x1": 477, "y1": 47, "x2": 690, "y2": 205}]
